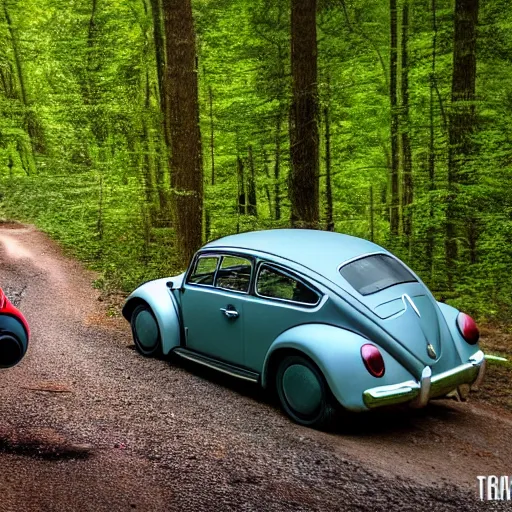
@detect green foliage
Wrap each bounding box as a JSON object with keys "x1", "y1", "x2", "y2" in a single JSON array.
[{"x1": 0, "y1": 0, "x2": 511, "y2": 323}]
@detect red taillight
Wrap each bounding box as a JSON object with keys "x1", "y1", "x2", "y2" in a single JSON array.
[
  {"x1": 361, "y1": 344, "x2": 385, "y2": 378},
  {"x1": 0, "y1": 289, "x2": 5, "y2": 310},
  {"x1": 456, "y1": 313, "x2": 479, "y2": 345}
]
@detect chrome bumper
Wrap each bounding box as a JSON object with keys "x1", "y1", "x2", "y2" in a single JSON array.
[{"x1": 363, "y1": 350, "x2": 486, "y2": 409}]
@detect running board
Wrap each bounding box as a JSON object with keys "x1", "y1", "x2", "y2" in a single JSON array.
[{"x1": 172, "y1": 348, "x2": 260, "y2": 383}]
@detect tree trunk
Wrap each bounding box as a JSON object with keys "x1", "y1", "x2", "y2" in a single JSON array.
[
  {"x1": 140, "y1": 0, "x2": 167, "y2": 226},
  {"x1": 324, "y1": 107, "x2": 334, "y2": 232},
  {"x1": 389, "y1": 0, "x2": 399, "y2": 236},
  {"x1": 150, "y1": 0, "x2": 165, "y2": 114},
  {"x1": 162, "y1": 0, "x2": 203, "y2": 266},
  {"x1": 262, "y1": 148, "x2": 273, "y2": 218},
  {"x1": 237, "y1": 154, "x2": 246, "y2": 215},
  {"x1": 369, "y1": 186, "x2": 375, "y2": 242},
  {"x1": 445, "y1": 0, "x2": 479, "y2": 287},
  {"x1": 274, "y1": 111, "x2": 283, "y2": 221},
  {"x1": 426, "y1": 0, "x2": 438, "y2": 279},
  {"x1": 209, "y1": 85, "x2": 215, "y2": 186},
  {"x1": 141, "y1": 70, "x2": 158, "y2": 226},
  {"x1": 85, "y1": 0, "x2": 105, "y2": 144},
  {"x1": 205, "y1": 210, "x2": 211, "y2": 241},
  {"x1": 289, "y1": 0, "x2": 319, "y2": 229},
  {"x1": 273, "y1": 1, "x2": 286, "y2": 223},
  {"x1": 247, "y1": 146, "x2": 257, "y2": 217},
  {"x1": 3, "y1": 0, "x2": 41, "y2": 164},
  {"x1": 400, "y1": 0, "x2": 413, "y2": 242}
]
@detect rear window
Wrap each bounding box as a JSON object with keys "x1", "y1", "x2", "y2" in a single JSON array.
[{"x1": 339, "y1": 254, "x2": 416, "y2": 296}]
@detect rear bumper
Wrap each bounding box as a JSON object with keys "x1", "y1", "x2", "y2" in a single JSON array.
[{"x1": 363, "y1": 350, "x2": 486, "y2": 409}]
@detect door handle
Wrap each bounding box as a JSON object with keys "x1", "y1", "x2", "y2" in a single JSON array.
[{"x1": 220, "y1": 307, "x2": 239, "y2": 319}]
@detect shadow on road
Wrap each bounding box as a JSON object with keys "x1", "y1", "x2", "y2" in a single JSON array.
[{"x1": 0, "y1": 427, "x2": 93, "y2": 460}]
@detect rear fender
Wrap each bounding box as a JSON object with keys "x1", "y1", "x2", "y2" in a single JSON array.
[
  {"x1": 262, "y1": 324, "x2": 416, "y2": 411},
  {"x1": 122, "y1": 278, "x2": 182, "y2": 355},
  {"x1": 437, "y1": 302, "x2": 481, "y2": 362}
]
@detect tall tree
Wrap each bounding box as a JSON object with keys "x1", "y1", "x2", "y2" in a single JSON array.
[
  {"x1": 149, "y1": 0, "x2": 165, "y2": 114},
  {"x1": 149, "y1": 0, "x2": 171, "y2": 158},
  {"x1": 247, "y1": 145, "x2": 258, "y2": 217},
  {"x1": 426, "y1": 0, "x2": 439, "y2": 278},
  {"x1": 289, "y1": 0, "x2": 319, "y2": 229},
  {"x1": 324, "y1": 106, "x2": 334, "y2": 232},
  {"x1": 162, "y1": 0, "x2": 203, "y2": 266},
  {"x1": 274, "y1": 112, "x2": 283, "y2": 221},
  {"x1": 208, "y1": 85, "x2": 215, "y2": 186},
  {"x1": 400, "y1": 0, "x2": 413, "y2": 242},
  {"x1": 445, "y1": 0, "x2": 479, "y2": 287},
  {"x1": 3, "y1": 0, "x2": 39, "y2": 171},
  {"x1": 250, "y1": 0, "x2": 288, "y2": 222},
  {"x1": 389, "y1": 0, "x2": 400, "y2": 236}
]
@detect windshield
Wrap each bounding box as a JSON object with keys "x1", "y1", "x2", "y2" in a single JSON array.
[{"x1": 339, "y1": 254, "x2": 417, "y2": 296}]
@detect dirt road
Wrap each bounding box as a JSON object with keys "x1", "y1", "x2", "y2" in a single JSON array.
[{"x1": 0, "y1": 224, "x2": 510, "y2": 511}]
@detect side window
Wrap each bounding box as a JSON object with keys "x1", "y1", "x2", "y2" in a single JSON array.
[
  {"x1": 256, "y1": 265, "x2": 320, "y2": 305},
  {"x1": 215, "y1": 255, "x2": 252, "y2": 293},
  {"x1": 188, "y1": 255, "x2": 220, "y2": 286}
]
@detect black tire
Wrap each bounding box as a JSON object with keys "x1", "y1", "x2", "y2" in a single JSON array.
[
  {"x1": 0, "y1": 315, "x2": 28, "y2": 368},
  {"x1": 275, "y1": 354, "x2": 337, "y2": 430},
  {"x1": 130, "y1": 304, "x2": 162, "y2": 357}
]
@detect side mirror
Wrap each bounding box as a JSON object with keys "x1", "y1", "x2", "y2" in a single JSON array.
[{"x1": 166, "y1": 281, "x2": 184, "y2": 292}]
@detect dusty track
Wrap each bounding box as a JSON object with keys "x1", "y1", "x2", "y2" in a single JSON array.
[{"x1": 0, "y1": 224, "x2": 510, "y2": 511}]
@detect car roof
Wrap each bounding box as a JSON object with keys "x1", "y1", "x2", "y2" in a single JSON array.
[{"x1": 203, "y1": 229, "x2": 387, "y2": 281}]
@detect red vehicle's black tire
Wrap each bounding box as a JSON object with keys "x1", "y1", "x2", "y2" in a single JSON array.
[
  {"x1": 275, "y1": 354, "x2": 336, "y2": 430},
  {"x1": 0, "y1": 316, "x2": 28, "y2": 368},
  {"x1": 130, "y1": 304, "x2": 163, "y2": 358},
  {"x1": 0, "y1": 334, "x2": 24, "y2": 368}
]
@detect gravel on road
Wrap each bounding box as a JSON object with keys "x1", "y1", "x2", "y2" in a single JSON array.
[{"x1": 0, "y1": 224, "x2": 510, "y2": 511}]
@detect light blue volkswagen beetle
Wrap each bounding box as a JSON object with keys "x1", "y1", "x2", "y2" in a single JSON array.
[{"x1": 123, "y1": 229, "x2": 486, "y2": 429}]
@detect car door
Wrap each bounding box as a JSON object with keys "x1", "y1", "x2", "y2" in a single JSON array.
[
  {"x1": 180, "y1": 253, "x2": 253, "y2": 366},
  {"x1": 242, "y1": 262, "x2": 324, "y2": 372}
]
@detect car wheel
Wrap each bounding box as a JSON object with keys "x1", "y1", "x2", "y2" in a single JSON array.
[
  {"x1": 275, "y1": 354, "x2": 336, "y2": 430},
  {"x1": 130, "y1": 304, "x2": 162, "y2": 357},
  {"x1": 0, "y1": 333, "x2": 24, "y2": 368}
]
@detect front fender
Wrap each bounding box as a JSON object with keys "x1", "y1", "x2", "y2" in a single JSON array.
[
  {"x1": 262, "y1": 324, "x2": 416, "y2": 412},
  {"x1": 122, "y1": 277, "x2": 182, "y2": 355}
]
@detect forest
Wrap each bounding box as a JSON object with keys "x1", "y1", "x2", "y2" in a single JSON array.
[{"x1": 0, "y1": 0, "x2": 510, "y2": 324}]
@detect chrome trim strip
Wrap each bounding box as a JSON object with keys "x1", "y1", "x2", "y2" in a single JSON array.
[
  {"x1": 402, "y1": 294, "x2": 421, "y2": 317},
  {"x1": 484, "y1": 354, "x2": 507, "y2": 362},
  {"x1": 173, "y1": 348, "x2": 259, "y2": 383}
]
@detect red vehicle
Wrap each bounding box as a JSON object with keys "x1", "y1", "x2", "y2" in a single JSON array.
[{"x1": 0, "y1": 288, "x2": 29, "y2": 368}]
